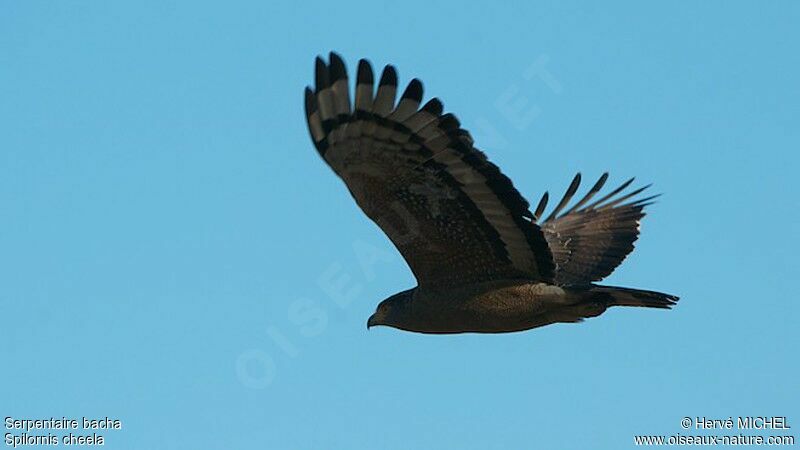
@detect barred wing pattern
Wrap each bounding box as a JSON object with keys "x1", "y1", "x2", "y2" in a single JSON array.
[
  {"x1": 534, "y1": 173, "x2": 658, "y2": 285},
  {"x1": 305, "y1": 53, "x2": 555, "y2": 289}
]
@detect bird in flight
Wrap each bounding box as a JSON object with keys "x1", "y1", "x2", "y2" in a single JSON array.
[{"x1": 304, "y1": 53, "x2": 678, "y2": 334}]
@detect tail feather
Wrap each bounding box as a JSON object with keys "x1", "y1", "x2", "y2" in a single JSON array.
[{"x1": 590, "y1": 285, "x2": 679, "y2": 309}]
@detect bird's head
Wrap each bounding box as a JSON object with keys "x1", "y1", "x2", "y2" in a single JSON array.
[{"x1": 367, "y1": 288, "x2": 414, "y2": 330}]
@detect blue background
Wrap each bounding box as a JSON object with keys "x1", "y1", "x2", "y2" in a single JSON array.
[{"x1": 2, "y1": 1, "x2": 798, "y2": 449}]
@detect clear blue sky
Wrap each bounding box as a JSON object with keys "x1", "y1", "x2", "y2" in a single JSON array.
[{"x1": 2, "y1": 1, "x2": 798, "y2": 449}]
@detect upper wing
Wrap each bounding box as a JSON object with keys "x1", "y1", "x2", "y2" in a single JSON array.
[
  {"x1": 534, "y1": 173, "x2": 657, "y2": 286},
  {"x1": 305, "y1": 53, "x2": 555, "y2": 289}
]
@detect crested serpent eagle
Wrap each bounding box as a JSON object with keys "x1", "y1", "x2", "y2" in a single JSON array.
[{"x1": 304, "y1": 53, "x2": 678, "y2": 334}]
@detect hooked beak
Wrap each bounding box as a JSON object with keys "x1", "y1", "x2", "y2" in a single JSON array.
[{"x1": 367, "y1": 314, "x2": 378, "y2": 330}]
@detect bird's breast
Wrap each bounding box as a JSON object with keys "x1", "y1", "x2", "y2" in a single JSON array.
[{"x1": 408, "y1": 281, "x2": 571, "y2": 333}]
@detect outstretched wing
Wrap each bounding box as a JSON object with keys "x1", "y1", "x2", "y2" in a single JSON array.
[
  {"x1": 305, "y1": 53, "x2": 555, "y2": 289},
  {"x1": 534, "y1": 173, "x2": 657, "y2": 286}
]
